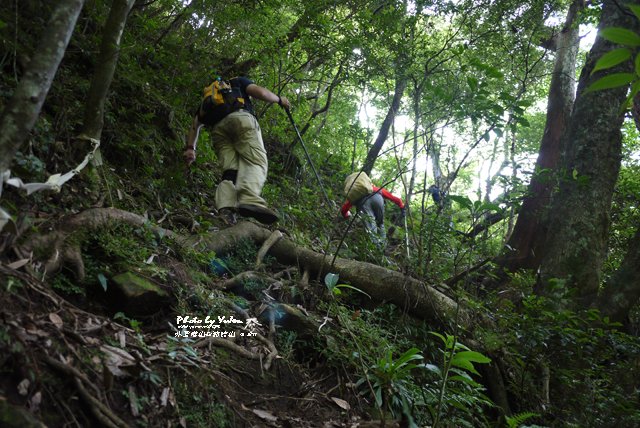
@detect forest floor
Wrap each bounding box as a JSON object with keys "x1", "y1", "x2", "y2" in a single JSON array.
[{"x1": 0, "y1": 204, "x2": 398, "y2": 428}]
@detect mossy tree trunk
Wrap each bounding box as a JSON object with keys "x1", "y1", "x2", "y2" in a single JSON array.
[
  {"x1": 538, "y1": 0, "x2": 640, "y2": 306},
  {"x1": 596, "y1": 227, "x2": 640, "y2": 324},
  {"x1": 502, "y1": 0, "x2": 583, "y2": 271},
  {"x1": 0, "y1": 0, "x2": 85, "y2": 172}
]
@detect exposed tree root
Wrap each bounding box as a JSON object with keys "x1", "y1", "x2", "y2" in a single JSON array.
[
  {"x1": 18, "y1": 208, "x2": 175, "y2": 279},
  {"x1": 256, "y1": 230, "x2": 283, "y2": 268},
  {"x1": 45, "y1": 356, "x2": 130, "y2": 428}
]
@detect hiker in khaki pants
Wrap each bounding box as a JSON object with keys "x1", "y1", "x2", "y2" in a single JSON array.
[{"x1": 184, "y1": 76, "x2": 290, "y2": 224}]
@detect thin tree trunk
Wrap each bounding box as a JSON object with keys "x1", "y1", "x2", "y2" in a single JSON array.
[
  {"x1": 406, "y1": 81, "x2": 421, "y2": 207},
  {"x1": 362, "y1": 76, "x2": 407, "y2": 175},
  {"x1": 539, "y1": 0, "x2": 639, "y2": 306},
  {"x1": 0, "y1": 0, "x2": 85, "y2": 172},
  {"x1": 502, "y1": 0, "x2": 583, "y2": 271},
  {"x1": 505, "y1": 128, "x2": 517, "y2": 241},
  {"x1": 80, "y1": 0, "x2": 136, "y2": 142}
]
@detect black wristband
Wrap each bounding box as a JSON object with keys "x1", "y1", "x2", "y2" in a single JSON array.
[{"x1": 277, "y1": 96, "x2": 282, "y2": 106}]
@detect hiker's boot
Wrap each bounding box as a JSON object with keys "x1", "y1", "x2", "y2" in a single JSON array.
[
  {"x1": 218, "y1": 207, "x2": 237, "y2": 225},
  {"x1": 238, "y1": 204, "x2": 279, "y2": 225}
]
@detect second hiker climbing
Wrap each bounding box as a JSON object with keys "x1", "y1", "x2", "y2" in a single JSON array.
[
  {"x1": 340, "y1": 172, "x2": 405, "y2": 248},
  {"x1": 184, "y1": 75, "x2": 290, "y2": 225}
]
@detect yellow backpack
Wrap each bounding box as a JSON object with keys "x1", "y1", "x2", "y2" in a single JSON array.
[
  {"x1": 344, "y1": 172, "x2": 373, "y2": 202},
  {"x1": 199, "y1": 78, "x2": 245, "y2": 126}
]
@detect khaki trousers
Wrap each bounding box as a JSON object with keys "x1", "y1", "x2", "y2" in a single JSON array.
[{"x1": 211, "y1": 111, "x2": 268, "y2": 210}]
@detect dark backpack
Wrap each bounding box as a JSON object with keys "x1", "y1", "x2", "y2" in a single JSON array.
[{"x1": 198, "y1": 78, "x2": 246, "y2": 126}]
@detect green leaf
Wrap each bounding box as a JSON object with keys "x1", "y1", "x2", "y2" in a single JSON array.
[
  {"x1": 335, "y1": 283, "x2": 372, "y2": 299},
  {"x1": 393, "y1": 348, "x2": 423, "y2": 367},
  {"x1": 621, "y1": 80, "x2": 640, "y2": 110},
  {"x1": 591, "y1": 48, "x2": 631, "y2": 74},
  {"x1": 449, "y1": 374, "x2": 482, "y2": 387},
  {"x1": 429, "y1": 331, "x2": 448, "y2": 346},
  {"x1": 494, "y1": 128, "x2": 503, "y2": 138},
  {"x1": 628, "y1": 5, "x2": 640, "y2": 22},
  {"x1": 586, "y1": 73, "x2": 635, "y2": 92},
  {"x1": 479, "y1": 202, "x2": 502, "y2": 213},
  {"x1": 455, "y1": 350, "x2": 492, "y2": 364},
  {"x1": 467, "y1": 76, "x2": 478, "y2": 91},
  {"x1": 572, "y1": 168, "x2": 578, "y2": 180},
  {"x1": 600, "y1": 28, "x2": 640, "y2": 47},
  {"x1": 324, "y1": 272, "x2": 339, "y2": 289},
  {"x1": 450, "y1": 356, "x2": 480, "y2": 375},
  {"x1": 98, "y1": 273, "x2": 108, "y2": 292},
  {"x1": 424, "y1": 363, "x2": 442, "y2": 376},
  {"x1": 374, "y1": 387, "x2": 383, "y2": 407},
  {"x1": 635, "y1": 53, "x2": 640, "y2": 76},
  {"x1": 448, "y1": 195, "x2": 473, "y2": 210}
]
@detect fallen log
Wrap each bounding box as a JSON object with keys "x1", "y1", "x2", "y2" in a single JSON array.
[
  {"x1": 18, "y1": 209, "x2": 468, "y2": 330},
  {"x1": 199, "y1": 221, "x2": 469, "y2": 329}
]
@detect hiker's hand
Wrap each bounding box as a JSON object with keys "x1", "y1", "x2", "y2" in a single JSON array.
[
  {"x1": 277, "y1": 96, "x2": 291, "y2": 110},
  {"x1": 184, "y1": 148, "x2": 196, "y2": 166}
]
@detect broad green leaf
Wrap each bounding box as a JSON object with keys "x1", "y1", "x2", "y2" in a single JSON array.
[
  {"x1": 600, "y1": 28, "x2": 640, "y2": 47},
  {"x1": 586, "y1": 73, "x2": 635, "y2": 92},
  {"x1": 324, "y1": 272, "x2": 339, "y2": 288},
  {"x1": 629, "y1": 5, "x2": 640, "y2": 22},
  {"x1": 374, "y1": 387, "x2": 383, "y2": 407},
  {"x1": 455, "y1": 350, "x2": 492, "y2": 364},
  {"x1": 429, "y1": 331, "x2": 448, "y2": 346},
  {"x1": 635, "y1": 53, "x2": 640, "y2": 76},
  {"x1": 454, "y1": 342, "x2": 471, "y2": 351},
  {"x1": 591, "y1": 48, "x2": 631, "y2": 74},
  {"x1": 494, "y1": 128, "x2": 503, "y2": 138},
  {"x1": 479, "y1": 202, "x2": 502, "y2": 213},
  {"x1": 450, "y1": 356, "x2": 480, "y2": 375},
  {"x1": 424, "y1": 363, "x2": 442, "y2": 375},
  {"x1": 394, "y1": 348, "x2": 423, "y2": 367}
]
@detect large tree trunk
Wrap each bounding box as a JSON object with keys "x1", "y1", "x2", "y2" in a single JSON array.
[
  {"x1": 596, "y1": 227, "x2": 640, "y2": 324},
  {"x1": 538, "y1": 0, "x2": 640, "y2": 306},
  {"x1": 502, "y1": 0, "x2": 583, "y2": 271},
  {"x1": 362, "y1": 76, "x2": 407, "y2": 175},
  {"x1": 0, "y1": 0, "x2": 85, "y2": 172},
  {"x1": 80, "y1": 0, "x2": 136, "y2": 142}
]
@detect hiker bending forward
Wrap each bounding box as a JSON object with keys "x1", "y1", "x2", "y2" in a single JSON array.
[
  {"x1": 340, "y1": 172, "x2": 405, "y2": 247},
  {"x1": 184, "y1": 76, "x2": 290, "y2": 225}
]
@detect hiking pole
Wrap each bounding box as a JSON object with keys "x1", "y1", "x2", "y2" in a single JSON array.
[{"x1": 284, "y1": 108, "x2": 333, "y2": 208}]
